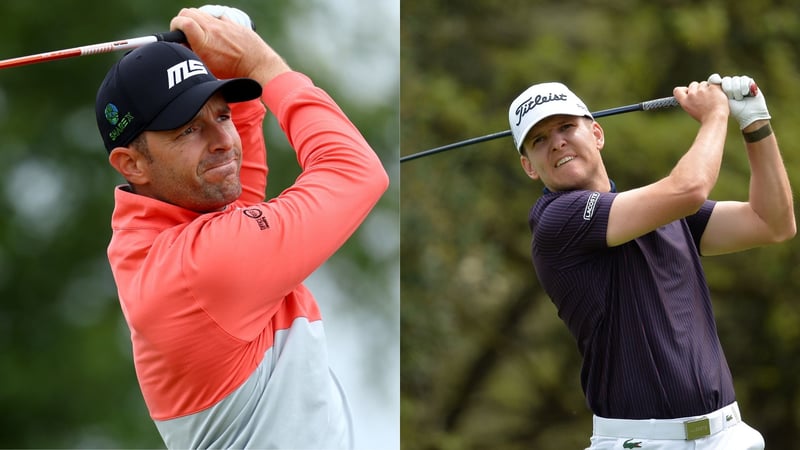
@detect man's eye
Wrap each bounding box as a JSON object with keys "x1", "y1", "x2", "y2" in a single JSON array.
[
  {"x1": 180, "y1": 126, "x2": 196, "y2": 137},
  {"x1": 218, "y1": 114, "x2": 231, "y2": 122},
  {"x1": 561, "y1": 123, "x2": 574, "y2": 131}
]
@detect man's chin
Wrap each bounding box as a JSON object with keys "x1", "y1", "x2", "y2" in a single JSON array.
[{"x1": 195, "y1": 183, "x2": 242, "y2": 213}]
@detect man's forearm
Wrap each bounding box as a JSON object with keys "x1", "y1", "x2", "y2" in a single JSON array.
[
  {"x1": 744, "y1": 120, "x2": 796, "y2": 241},
  {"x1": 669, "y1": 113, "x2": 729, "y2": 202}
]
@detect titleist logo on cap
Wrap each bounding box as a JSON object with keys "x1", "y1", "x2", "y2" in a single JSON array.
[{"x1": 514, "y1": 93, "x2": 568, "y2": 126}]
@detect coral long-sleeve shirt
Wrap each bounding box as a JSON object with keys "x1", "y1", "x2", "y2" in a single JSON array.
[{"x1": 107, "y1": 72, "x2": 389, "y2": 449}]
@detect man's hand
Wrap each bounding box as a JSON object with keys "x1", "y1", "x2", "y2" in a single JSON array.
[
  {"x1": 170, "y1": 7, "x2": 291, "y2": 86},
  {"x1": 708, "y1": 73, "x2": 771, "y2": 129},
  {"x1": 673, "y1": 80, "x2": 729, "y2": 124},
  {"x1": 198, "y1": 5, "x2": 255, "y2": 30}
]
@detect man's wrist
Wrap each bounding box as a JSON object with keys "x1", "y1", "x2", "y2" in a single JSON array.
[{"x1": 742, "y1": 122, "x2": 772, "y2": 143}]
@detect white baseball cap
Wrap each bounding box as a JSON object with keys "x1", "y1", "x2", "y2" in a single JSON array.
[{"x1": 508, "y1": 82, "x2": 593, "y2": 153}]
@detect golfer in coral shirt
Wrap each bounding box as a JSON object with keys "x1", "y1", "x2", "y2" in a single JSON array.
[{"x1": 94, "y1": 6, "x2": 389, "y2": 449}]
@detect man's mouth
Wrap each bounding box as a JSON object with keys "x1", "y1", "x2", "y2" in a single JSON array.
[
  {"x1": 201, "y1": 158, "x2": 238, "y2": 178},
  {"x1": 556, "y1": 156, "x2": 575, "y2": 168}
]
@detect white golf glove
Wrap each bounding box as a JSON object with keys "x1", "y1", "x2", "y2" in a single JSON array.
[
  {"x1": 199, "y1": 5, "x2": 254, "y2": 30},
  {"x1": 708, "y1": 73, "x2": 770, "y2": 129}
]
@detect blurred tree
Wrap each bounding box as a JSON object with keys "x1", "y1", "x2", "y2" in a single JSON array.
[
  {"x1": 0, "y1": 0, "x2": 399, "y2": 448},
  {"x1": 401, "y1": 0, "x2": 800, "y2": 449}
]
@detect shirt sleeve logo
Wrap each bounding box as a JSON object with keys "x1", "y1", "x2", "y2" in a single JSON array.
[
  {"x1": 242, "y1": 208, "x2": 269, "y2": 230},
  {"x1": 583, "y1": 192, "x2": 600, "y2": 221}
]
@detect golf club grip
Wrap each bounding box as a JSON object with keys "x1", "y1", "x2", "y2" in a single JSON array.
[
  {"x1": 639, "y1": 81, "x2": 758, "y2": 112},
  {"x1": 641, "y1": 96, "x2": 679, "y2": 111},
  {"x1": 155, "y1": 30, "x2": 188, "y2": 43}
]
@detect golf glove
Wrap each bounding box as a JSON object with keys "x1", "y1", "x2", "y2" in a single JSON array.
[
  {"x1": 708, "y1": 73, "x2": 770, "y2": 129},
  {"x1": 199, "y1": 5, "x2": 255, "y2": 30}
]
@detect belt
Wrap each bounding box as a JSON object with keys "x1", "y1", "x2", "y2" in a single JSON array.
[{"x1": 593, "y1": 402, "x2": 742, "y2": 440}]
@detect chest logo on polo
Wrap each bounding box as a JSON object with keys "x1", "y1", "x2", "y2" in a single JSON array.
[{"x1": 583, "y1": 192, "x2": 600, "y2": 220}]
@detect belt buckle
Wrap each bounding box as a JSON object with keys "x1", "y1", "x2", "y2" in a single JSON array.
[{"x1": 684, "y1": 417, "x2": 711, "y2": 440}]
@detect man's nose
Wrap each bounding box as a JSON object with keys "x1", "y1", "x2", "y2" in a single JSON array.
[
  {"x1": 208, "y1": 122, "x2": 235, "y2": 152},
  {"x1": 550, "y1": 133, "x2": 567, "y2": 151}
]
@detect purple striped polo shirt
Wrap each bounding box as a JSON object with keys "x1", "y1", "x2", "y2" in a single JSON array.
[{"x1": 528, "y1": 184, "x2": 735, "y2": 419}]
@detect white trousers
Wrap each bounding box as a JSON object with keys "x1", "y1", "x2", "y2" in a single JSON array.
[{"x1": 586, "y1": 403, "x2": 765, "y2": 450}]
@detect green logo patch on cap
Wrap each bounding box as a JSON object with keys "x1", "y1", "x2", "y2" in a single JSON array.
[
  {"x1": 104, "y1": 103, "x2": 119, "y2": 126},
  {"x1": 105, "y1": 103, "x2": 135, "y2": 143}
]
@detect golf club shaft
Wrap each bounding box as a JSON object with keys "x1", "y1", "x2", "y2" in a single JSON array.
[
  {"x1": 0, "y1": 30, "x2": 187, "y2": 70},
  {"x1": 400, "y1": 96, "x2": 681, "y2": 163}
]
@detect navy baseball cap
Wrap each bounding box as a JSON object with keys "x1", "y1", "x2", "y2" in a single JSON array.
[{"x1": 96, "y1": 41, "x2": 262, "y2": 152}]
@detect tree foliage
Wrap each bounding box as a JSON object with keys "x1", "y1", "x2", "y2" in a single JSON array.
[
  {"x1": 401, "y1": 1, "x2": 800, "y2": 448},
  {"x1": 0, "y1": 0, "x2": 398, "y2": 448}
]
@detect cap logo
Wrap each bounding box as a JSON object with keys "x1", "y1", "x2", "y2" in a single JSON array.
[
  {"x1": 105, "y1": 102, "x2": 135, "y2": 143},
  {"x1": 166, "y1": 59, "x2": 209, "y2": 89},
  {"x1": 104, "y1": 103, "x2": 120, "y2": 126},
  {"x1": 514, "y1": 92, "x2": 568, "y2": 126}
]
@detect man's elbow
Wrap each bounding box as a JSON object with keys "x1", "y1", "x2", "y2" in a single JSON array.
[
  {"x1": 672, "y1": 178, "x2": 710, "y2": 217},
  {"x1": 368, "y1": 158, "x2": 390, "y2": 195},
  {"x1": 666, "y1": 167, "x2": 715, "y2": 210},
  {"x1": 377, "y1": 166, "x2": 390, "y2": 193},
  {"x1": 771, "y1": 215, "x2": 797, "y2": 243}
]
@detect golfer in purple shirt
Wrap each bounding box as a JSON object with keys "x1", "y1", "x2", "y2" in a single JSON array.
[{"x1": 509, "y1": 75, "x2": 795, "y2": 449}]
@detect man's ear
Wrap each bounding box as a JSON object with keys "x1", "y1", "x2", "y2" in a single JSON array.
[
  {"x1": 592, "y1": 121, "x2": 605, "y2": 151},
  {"x1": 108, "y1": 147, "x2": 150, "y2": 185},
  {"x1": 520, "y1": 153, "x2": 540, "y2": 180}
]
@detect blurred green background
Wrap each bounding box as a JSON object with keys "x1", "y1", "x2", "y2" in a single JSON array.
[
  {"x1": 0, "y1": 0, "x2": 399, "y2": 448},
  {"x1": 401, "y1": 0, "x2": 800, "y2": 449}
]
